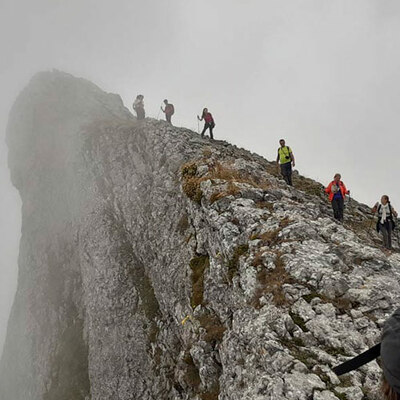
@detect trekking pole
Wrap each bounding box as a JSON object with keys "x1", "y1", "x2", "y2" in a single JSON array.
[
  {"x1": 368, "y1": 209, "x2": 376, "y2": 234},
  {"x1": 157, "y1": 104, "x2": 162, "y2": 120},
  {"x1": 197, "y1": 118, "x2": 200, "y2": 134}
]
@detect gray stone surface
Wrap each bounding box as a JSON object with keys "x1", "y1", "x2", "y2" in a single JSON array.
[{"x1": 0, "y1": 70, "x2": 399, "y2": 399}]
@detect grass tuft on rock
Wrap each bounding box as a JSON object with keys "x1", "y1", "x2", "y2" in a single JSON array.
[{"x1": 190, "y1": 255, "x2": 210, "y2": 309}]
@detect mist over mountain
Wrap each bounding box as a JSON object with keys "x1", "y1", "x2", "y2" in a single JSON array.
[{"x1": 1, "y1": 71, "x2": 399, "y2": 400}]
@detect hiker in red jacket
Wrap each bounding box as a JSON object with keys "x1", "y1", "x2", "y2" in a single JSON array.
[
  {"x1": 197, "y1": 108, "x2": 215, "y2": 139},
  {"x1": 161, "y1": 99, "x2": 174, "y2": 124},
  {"x1": 325, "y1": 173, "x2": 350, "y2": 222}
]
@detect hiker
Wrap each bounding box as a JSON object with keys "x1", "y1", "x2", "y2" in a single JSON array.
[
  {"x1": 133, "y1": 94, "x2": 145, "y2": 120},
  {"x1": 325, "y1": 173, "x2": 350, "y2": 222},
  {"x1": 372, "y1": 195, "x2": 398, "y2": 250},
  {"x1": 276, "y1": 139, "x2": 295, "y2": 186},
  {"x1": 333, "y1": 307, "x2": 400, "y2": 400},
  {"x1": 197, "y1": 108, "x2": 215, "y2": 139},
  {"x1": 161, "y1": 99, "x2": 174, "y2": 124}
]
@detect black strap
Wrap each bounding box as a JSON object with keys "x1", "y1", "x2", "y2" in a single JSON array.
[
  {"x1": 332, "y1": 343, "x2": 381, "y2": 376},
  {"x1": 378, "y1": 204, "x2": 394, "y2": 221}
]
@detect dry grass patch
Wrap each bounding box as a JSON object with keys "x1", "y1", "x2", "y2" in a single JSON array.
[
  {"x1": 293, "y1": 175, "x2": 326, "y2": 200},
  {"x1": 210, "y1": 182, "x2": 240, "y2": 204},
  {"x1": 182, "y1": 177, "x2": 203, "y2": 204},
  {"x1": 251, "y1": 252, "x2": 291, "y2": 307},
  {"x1": 255, "y1": 201, "x2": 274, "y2": 211},
  {"x1": 181, "y1": 160, "x2": 270, "y2": 204},
  {"x1": 303, "y1": 290, "x2": 357, "y2": 315},
  {"x1": 252, "y1": 217, "x2": 292, "y2": 247},
  {"x1": 251, "y1": 251, "x2": 265, "y2": 267}
]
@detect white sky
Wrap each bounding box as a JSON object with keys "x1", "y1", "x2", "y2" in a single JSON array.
[{"x1": 1, "y1": 0, "x2": 400, "y2": 351}]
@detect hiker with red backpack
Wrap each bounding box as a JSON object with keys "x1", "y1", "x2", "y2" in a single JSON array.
[
  {"x1": 197, "y1": 108, "x2": 215, "y2": 139},
  {"x1": 161, "y1": 99, "x2": 175, "y2": 124},
  {"x1": 372, "y1": 195, "x2": 398, "y2": 250},
  {"x1": 325, "y1": 173, "x2": 350, "y2": 222}
]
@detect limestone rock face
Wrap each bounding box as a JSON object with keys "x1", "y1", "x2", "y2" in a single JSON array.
[{"x1": 1, "y1": 71, "x2": 399, "y2": 400}]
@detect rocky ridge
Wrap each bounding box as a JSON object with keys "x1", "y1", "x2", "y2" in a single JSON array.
[{"x1": 1, "y1": 71, "x2": 399, "y2": 400}]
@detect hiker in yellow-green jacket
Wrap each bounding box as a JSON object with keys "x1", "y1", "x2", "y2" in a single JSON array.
[{"x1": 276, "y1": 139, "x2": 295, "y2": 186}]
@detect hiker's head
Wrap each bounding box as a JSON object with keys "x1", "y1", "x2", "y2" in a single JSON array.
[
  {"x1": 334, "y1": 173, "x2": 341, "y2": 182},
  {"x1": 333, "y1": 308, "x2": 400, "y2": 400},
  {"x1": 381, "y1": 309, "x2": 400, "y2": 399},
  {"x1": 202, "y1": 108, "x2": 208, "y2": 115},
  {"x1": 382, "y1": 377, "x2": 400, "y2": 400},
  {"x1": 279, "y1": 139, "x2": 286, "y2": 147},
  {"x1": 164, "y1": 99, "x2": 168, "y2": 105},
  {"x1": 137, "y1": 94, "x2": 144, "y2": 100},
  {"x1": 382, "y1": 195, "x2": 390, "y2": 205}
]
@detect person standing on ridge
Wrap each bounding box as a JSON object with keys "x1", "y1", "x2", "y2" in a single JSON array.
[
  {"x1": 133, "y1": 94, "x2": 145, "y2": 120},
  {"x1": 276, "y1": 139, "x2": 295, "y2": 186},
  {"x1": 325, "y1": 173, "x2": 350, "y2": 222},
  {"x1": 372, "y1": 195, "x2": 398, "y2": 250},
  {"x1": 197, "y1": 108, "x2": 215, "y2": 139},
  {"x1": 161, "y1": 99, "x2": 174, "y2": 124}
]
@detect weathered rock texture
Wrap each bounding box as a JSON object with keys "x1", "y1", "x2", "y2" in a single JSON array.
[{"x1": 1, "y1": 71, "x2": 400, "y2": 400}]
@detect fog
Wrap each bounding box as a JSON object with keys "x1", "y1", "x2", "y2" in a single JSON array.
[{"x1": 1, "y1": 0, "x2": 400, "y2": 352}]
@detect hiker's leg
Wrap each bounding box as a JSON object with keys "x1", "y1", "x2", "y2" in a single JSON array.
[
  {"x1": 287, "y1": 163, "x2": 293, "y2": 186},
  {"x1": 280, "y1": 164, "x2": 289, "y2": 184},
  {"x1": 209, "y1": 124, "x2": 214, "y2": 140},
  {"x1": 387, "y1": 222, "x2": 393, "y2": 249},
  {"x1": 166, "y1": 114, "x2": 171, "y2": 124},
  {"x1": 338, "y1": 198, "x2": 344, "y2": 221},
  {"x1": 381, "y1": 224, "x2": 389, "y2": 248},
  {"x1": 332, "y1": 199, "x2": 340, "y2": 220},
  {"x1": 201, "y1": 123, "x2": 208, "y2": 137}
]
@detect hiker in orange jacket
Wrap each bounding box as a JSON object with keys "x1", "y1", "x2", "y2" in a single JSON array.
[{"x1": 325, "y1": 173, "x2": 350, "y2": 222}]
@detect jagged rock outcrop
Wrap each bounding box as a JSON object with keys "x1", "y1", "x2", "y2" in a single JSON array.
[{"x1": 1, "y1": 70, "x2": 400, "y2": 400}]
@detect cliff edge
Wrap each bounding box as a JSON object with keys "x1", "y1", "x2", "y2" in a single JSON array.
[{"x1": 1, "y1": 71, "x2": 399, "y2": 400}]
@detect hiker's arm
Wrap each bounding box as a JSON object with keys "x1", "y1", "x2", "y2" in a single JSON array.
[
  {"x1": 197, "y1": 115, "x2": 203, "y2": 121},
  {"x1": 372, "y1": 202, "x2": 379, "y2": 213},
  {"x1": 325, "y1": 183, "x2": 331, "y2": 194},
  {"x1": 393, "y1": 207, "x2": 398, "y2": 218},
  {"x1": 276, "y1": 152, "x2": 280, "y2": 165},
  {"x1": 291, "y1": 152, "x2": 295, "y2": 167}
]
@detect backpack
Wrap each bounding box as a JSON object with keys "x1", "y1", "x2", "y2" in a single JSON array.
[
  {"x1": 376, "y1": 203, "x2": 396, "y2": 232},
  {"x1": 166, "y1": 104, "x2": 174, "y2": 115}
]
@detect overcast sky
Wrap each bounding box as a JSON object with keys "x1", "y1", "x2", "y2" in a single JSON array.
[{"x1": 1, "y1": 0, "x2": 400, "y2": 351}]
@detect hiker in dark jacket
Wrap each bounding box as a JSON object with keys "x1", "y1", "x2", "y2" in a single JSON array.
[
  {"x1": 197, "y1": 108, "x2": 215, "y2": 139},
  {"x1": 276, "y1": 139, "x2": 295, "y2": 186},
  {"x1": 333, "y1": 307, "x2": 400, "y2": 400},
  {"x1": 372, "y1": 195, "x2": 398, "y2": 250},
  {"x1": 133, "y1": 94, "x2": 145, "y2": 120},
  {"x1": 325, "y1": 173, "x2": 349, "y2": 222},
  {"x1": 161, "y1": 99, "x2": 174, "y2": 124}
]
